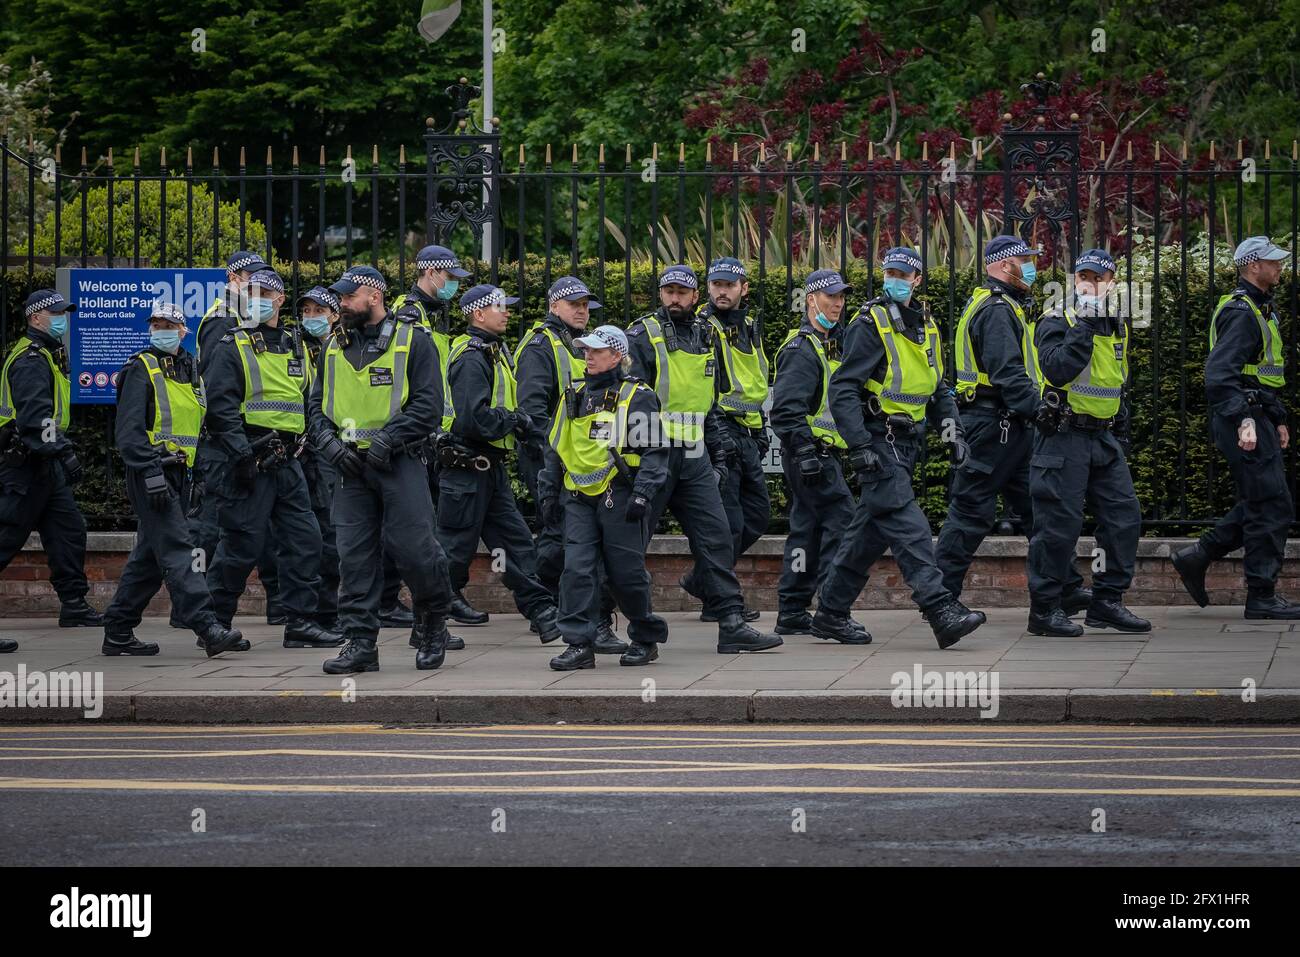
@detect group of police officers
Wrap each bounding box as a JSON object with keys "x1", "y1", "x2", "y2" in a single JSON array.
[{"x1": 0, "y1": 231, "x2": 1295, "y2": 669}]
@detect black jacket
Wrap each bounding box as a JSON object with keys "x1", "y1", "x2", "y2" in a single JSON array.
[
  {"x1": 395, "y1": 284, "x2": 453, "y2": 415},
  {"x1": 114, "y1": 346, "x2": 201, "y2": 472},
  {"x1": 3, "y1": 327, "x2": 72, "y2": 458},
  {"x1": 516, "y1": 313, "x2": 586, "y2": 429},
  {"x1": 963, "y1": 278, "x2": 1041, "y2": 420},
  {"x1": 699, "y1": 301, "x2": 766, "y2": 428},
  {"x1": 770, "y1": 320, "x2": 844, "y2": 452},
  {"x1": 306, "y1": 312, "x2": 440, "y2": 451},
  {"x1": 1205, "y1": 280, "x2": 1287, "y2": 426},
  {"x1": 626, "y1": 305, "x2": 736, "y2": 464},
  {"x1": 829, "y1": 297, "x2": 960, "y2": 450},
  {"x1": 446, "y1": 324, "x2": 517, "y2": 451},
  {"x1": 1034, "y1": 307, "x2": 1131, "y2": 432},
  {"x1": 540, "y1": 366, "x2": 671, "y2": 504}
]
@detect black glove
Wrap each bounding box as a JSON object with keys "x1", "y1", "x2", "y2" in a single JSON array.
[
  {"x1": 847, "y1": 444, "x2": 882, "y2": 480},
  {"x1": 320, "y1": 434, "x2": 367, "y2": 479},
  {"x1": 540, "y1": 493, "x2": 562, "y2": 527},
  {"x1": 232, "y1": 454, "x2": 258, "y2": 493},
  {"x1": 625, "y1": 493, "x2": 649, "y2": 522},
  {"x1": 713, "y1": 463, "x2": 730, "y2": 489},
  {"x1": 754, "y1": 426, "x2": 771, "y2": 458},
  {"x1": 1034, "y1": 402, "x2": 1058, "y2": 436},
  {"x1": 366, "y1": 433, "x2": 395, "y2": 473},
  {"x1": 59, "y1": 449, "x2": 83, "y2": 486},
  {"x1": 795, "y1": 446, "x2": 825, "y2": 487},
  {"x1": 142, "y1": 470, "x2": 172, "y2": 512},
  {"x1": 949, "y1": 433, "x2": 970, "y2": 469},
  {"x1": 510, "y1": 410, "x2": 535, "y2": 439}
]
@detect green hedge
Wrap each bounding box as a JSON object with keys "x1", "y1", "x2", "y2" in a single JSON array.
[{"x1": 3, "y1": 255, "x2": 1294, "y2": 532}]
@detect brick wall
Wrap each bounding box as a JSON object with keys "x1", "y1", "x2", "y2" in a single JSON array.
[{"x1": 4, "y1": 533, "x2": 1297, "y2": 616}]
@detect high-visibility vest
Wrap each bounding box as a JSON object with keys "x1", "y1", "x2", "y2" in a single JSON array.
[
  {"x1": 196, "y1": 296, "x2": 230, "y2": 366},
  {"x1": 517, "y1": 322, "x2": 587, "y2": 407},
  {"x1": 862, "y1": 302, "x2": 943, "y2": 421},
  {"x1": 1032, "y1": 308, "x2": 1127, "y2": 418},
  {"x1": 136, "y1": 352, "x2": 205, "y2": 466},
  {"x1": 230, "y1": 329, "x2": 307, "y2": 434},
  {"x1": 392, "y1": 293, "x2": 453, "y2": 396},
  {"x1": 1209, "y1": 292, "x2": 1286, "y2": 388},
  {"x1": 774, "y1": 328, "x2": 845, "y2": 448},
  {"x1": 443, "y1": 334, "x2": 518, "y2": 449},
  {"x1": 0, "y1": 336, "x2": 70, "y2": 432},
  {"x1": 548, "y1": 379, "x2": 645, "y2": 496},
  {"x1": 705, "y1": 313, "x2": 769, "y2": 428},
  {"x1": 512, "y1": 319, "x2": 545, "y2": 366},
  {"x1": 954, "y1": 286, "x2": 1038, "y2": 400},
  {"x1": 320, "y1": 321, "x2": 415, "y2": 449},
  {"x1": 635, "y1": 314, "x2": 715, "y2": 443}
]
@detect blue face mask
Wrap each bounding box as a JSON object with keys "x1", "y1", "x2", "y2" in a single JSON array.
[
  {"x1": 1074, "y1": 293, "x2": 1101, "y2": 313},
  {"x1": 302, "y1": 316, "x2": 332, "y2": 338},
  {"x1": 247, "y1": 297, "x2": 277, "y2": 324},
  {"x1": 1019, "y1": 262, "x2": 1038, "y2": 286},
  {"x1": 883, "y1": 277, "x2": 915, "y2": 303},
  {"x1": 814, "y1": 311, "x2": 835, "y2": 330},
  {"x1": 150, "y1": 330, "x2": 182, "y2": 354},
  {"x1": 47, "y1": 314, "x2": 69, "y2": 338},
  {"x1": 436, "y1": 279, "x2": 459, "y2": 301}
]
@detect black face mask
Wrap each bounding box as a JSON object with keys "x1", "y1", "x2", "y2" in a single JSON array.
[{"x1": 341, "y1": 306, "x2": 370, "y2": 329}]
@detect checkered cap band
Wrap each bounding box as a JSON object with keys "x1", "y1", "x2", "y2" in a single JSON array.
[
  {"x1": 882, "y1": 250, "x2": 923, "y2": 271},
  {"x1": 710, "y1": 261, "x2": 746, "y2": 276},
  {"x1": 806, "y1": 273, "x2": 848, "y2": 294},
  {"x1": 151, "y1": 302, "x2": 186, "y2": 323},
  {"x1": 417, "y1": 257, "x2": 462, "y2": 271},
  {"x1": 1235, "y1": 251, "x2": 1262, "y2": 266},
  {"x1": 1075, "y1": 253, "x2": 1115, "y2": 274},
  {"x1": 227, "y1": 254, "x2": 264, "y2": 272},
  {"x1": 461, "y1": 288, "x2": 509, "y2": 315},
  {"x1": 984, "y1": 241, "x2": 1035, "y2": 265},
  {"x1": 248, "y1": 271, "x2": 284, "y2": 293},
  {"x1": 339, "y1": 270, "x2": 387, "y2": 291},
  {"x1": 25, "y1": 294, "x2": 65, "y2": 317},
  {"x1": 660, "y1": 269, "x2": 698, "y2": 289},
  {"x1": 549, "y1": 283, "x2": 592, "y2": 303},
  {"x1": 578, "y1": 327, "x2": 628, "y2": 357}
]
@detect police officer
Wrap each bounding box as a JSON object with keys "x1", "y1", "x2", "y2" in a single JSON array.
[
  {"x1": 628, "y1": 265, "x2": 782, "y2": 653},
  {"x1": 310, "y1": 266, "x2": 457, "y2": 672},
  {"x1": 1173, "y1": 237, "x2": 1298, "y2": 617},
  {"x1": 0, "y1": 289, "x2": 102, "y2": 640},
  {"x1": 202, "y1": 268, "x2": 342, "y2": 648},
  {"x1": 770, "y1": 271, "x2": 867, "y2": 638},
  {"x1": 391, "y1": 243, "x2": 485, "y2": 627},
  {"x1": 936, "y1": 235, "x2": 1089, "y2": 611},
  {"x1": 693, "y1": 257, "x2": 770, "y2": 621},
  {"x1": 544, "y1": 325, "x2": 670, "y2": 669},
  {"x1": 515, "y1": 276, "x2": 626, "y2": 653},
  {"x1": 100, "y1": 302, "x2": 245, "y2": 656},
  {"x1": 813, "y1": 256, "x2": 986, "y2": 648},
  {"x1": 190, "y1": 249, "x2": 281, "y2": 624},
  {"x1": 1027, "y1": 250, "x2": 1148, "y2": 635},
  {"x1": 437, "y1": 284, "x2": 562, "y2": 642}
]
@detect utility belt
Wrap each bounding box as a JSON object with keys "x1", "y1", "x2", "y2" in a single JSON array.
[
  {"x1": 863, "y1": 394, "x2": 921, "y2": 439},
  {"x1": 434, "y1": 432, "x2": 502, "y2": 472},
  {"x1": 1036, "y1": 389, "x2": 1114, "y2": 435},
  {"x1": 247, "y1": 428, "x2": 305, "y2": 471},
  {"x1": 722, "y1": 414, "x2": 767, "y2": 440},
  {"x1": 158, "y1": 451, "x2": 188, "y2": 471},
  {"x1": 959, "y1": 396, "x2": 1021, "y2": 445}
]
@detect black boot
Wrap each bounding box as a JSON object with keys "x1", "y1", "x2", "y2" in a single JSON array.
[
  {"x1": 283, "y1": 618, "x2": 345, "y2": 648},
  {"x1": 378, "y1": 599, "x2": 415, "y2": 628},
  {"x1": 716, "y1": 613, "x2": 783, "y2": 654},
  {"x1": 58, "y1": 598, "x2": 103, "y2": 627},
  {"x1": 1060, "y1": 586, "x2": 1093, "y2": 617},
  {"x1": 0, "y1": 638, "x2": 16, "y2": 653},
  {"x1": 409, "y1": 621, "x2": 464, "y2": 651},
  {"x1": 532, "y1": 605, "x2": 563, "y2": 644},
  {"x1": 1172, "y1": 543, "x2": 1211, "y2": 608},
  {"x1": 702, "y1": 604, "x2": 760, "y2": 623},
  {"x1": 1027, "y1": 605, "x2": 1084, "y2": 637},
  {"x1": 1244, "y1": 593, "x2": 1300, "y2": 620},
  {"x1": 196, "y1": 631, "x2": 251, "y2": 651},
  {"x1": 448, "y1": 591, "x2": 489, "y2": 625},
  {"x1": 923, "y1": 598, "x2": 986, "y2": 649},
  {"x1": 265, "y1": 602, "x2": 287, "y2": 626},
  {"x1": 415, "y1": 611, "x2": 448, "y2": 670},
  {"x1": 199, "y1": 622, "x2": 246, "y2": 658},
  {"x1": 810, "y1": 609, "x2": 873, "y2": 644},
  {"x1": 593, "y1": 619, "x2": 629, "y2": 655},
  {"x1": 620, "y1": 641, "x2": 659, "y2": 666},
  {"x1": 323, "y1": 638, "x2": 379, "y2": 674},
  {"x1": 775, "y1": 610, "x2": 813, "y2": 635},
  {"x1": 1085, "y1": 598, "x2": 1151, "y2": 633},
  {"x1": 101, "y1": 630, "x2": 160, "y2": 656},
  {"x1": 550, "y1": 643, "x2": 596, "y2": 671}
]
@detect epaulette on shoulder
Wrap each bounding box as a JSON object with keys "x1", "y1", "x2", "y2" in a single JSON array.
[
  {"x1": 219, "y1": 332, "x2": 235, "y2": 343},
  {"x1": 464, "y1": 336, "x2": 490, "y2": 351},
  {"x1": 394, "y1": 302, "x2": 422, "y2": 322}
]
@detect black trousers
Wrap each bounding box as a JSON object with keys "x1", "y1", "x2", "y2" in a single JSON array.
[
  {"x1": 1199, "y1": 410, "x2": 1294, "y2": 593},
  {"x1": 104, "y1": 465, "x2": 218, "y2": 634},
  {"x1": 303, "y1": 455, "x2": 341, "y2": 618},
  {"x1": 1027, "y1": 428, "x2": 1140, "y2": 605},
  {"x1": 436, "y1": 459, "x2": 553, "y2": 620},
  {"x1": 703, "y1": 419, "x2": 771, "y2": 609},
  {"x1": 190, "y1": 439, "x2": 280, "y2": 612},
  {"x1": 559, "y1": 483, "x2": 667, "y2": 646},
  {"x1": 206, "y1": 456, "x2": 322, "y2": 624},
  {"x1": 820, "y1": 427, "x2": 949, "y2": 614},
  {"x1": 778, "y1": 445, "x2": 855, "y2": 614},
  {"x1": 0, "y1": 457, "x2": 89, "y2": 603},
  {"x1": 648, "y1": 446, "x2": 743, "y2": 617},
  {"x1": 333, "y1": 453, "x2": 452, "y2": 639},
  {"x1": 935, "y1": 408, "x2": 1083, "y2": 598}
]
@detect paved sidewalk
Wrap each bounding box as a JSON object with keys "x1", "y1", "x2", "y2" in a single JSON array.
[{"x1": 1, "y1": 607, "x2": 1299, "y2": 723}]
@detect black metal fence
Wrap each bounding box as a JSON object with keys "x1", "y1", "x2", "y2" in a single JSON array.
[{"x1": 3, "y1": 77, "x2": 1299, "y2": 530}]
